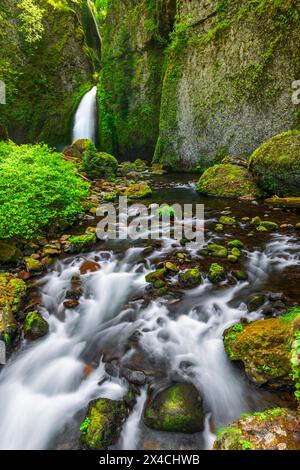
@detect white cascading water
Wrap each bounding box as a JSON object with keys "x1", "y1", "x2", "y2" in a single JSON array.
[
  {"x1": 72, "y1": 86, "x2": 97, "y2": 143},
  {"x1": 0, "y1": 216, "x2": 299, "y2": 449}
]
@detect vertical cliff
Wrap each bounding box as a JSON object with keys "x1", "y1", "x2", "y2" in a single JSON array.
[
  {"x1": 0, "y1": 0, "x2": 98, "y2": 146},
  {"x1": 97, "y1": 0, "x2": 300, "y2": 168},
  {"x1": 98, "y1": 0, "x2": 176, "y2": 161},
  {"x1": 154, "y1": 0, "x2": 300, "y2": 169}
]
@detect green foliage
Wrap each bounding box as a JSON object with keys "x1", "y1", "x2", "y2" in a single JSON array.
[
  {"x1": 0, "y1": 142, "x2": 89, "y2": 240},
  {"x1": 17, "y1": 0, "x2": 45, "y2": 44},
  {"x1": 291, "y1": 330, "x2": 300, "y2": 403},
  {"x1": 156, "y1": 205, "x2": 175, "y2": 218},
  {"x1": 81, "y1": 142, "x2": 118, "y2": 179}
]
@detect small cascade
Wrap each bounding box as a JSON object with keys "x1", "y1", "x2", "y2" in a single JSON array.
[{"x1": 72, "y1": 86, "x2": 97, "y2": 143}]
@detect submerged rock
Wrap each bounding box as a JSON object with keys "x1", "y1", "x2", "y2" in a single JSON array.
[
  {"x1": 196, "y1": 164, "x2": 262, "y2": 199},
  {"x1": 265, "y1": 197, "x2": 300, "y2": 209},
  {"x1": 23, "y1": 311, "x2": 49, "y2": 340},
  {"x1": 144, "y1": 383, "x2": 204, "y2": 433},
  {"x1": 223, "y1": 309, "x2": 300, "y2": 388},
  {"x1": 80, "y1": 398, "x2": 128, "y2": 450},
  {"x1": 213, "y1": 408, "x2": 300, "y2": 450},
  {"x1": 249, "y1": 130, "x2": 300, "y2": 197}
]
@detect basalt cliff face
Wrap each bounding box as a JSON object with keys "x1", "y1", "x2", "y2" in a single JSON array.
[
  {"x1": 98, "y1": 0, "x2": 300, "y2": 168},
  {"x1": 0, "y1": 0, "x2": 98, "y2": 146}
]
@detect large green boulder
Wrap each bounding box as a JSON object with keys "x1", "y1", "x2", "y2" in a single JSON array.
[
  {"x1": 0, "y1": 242, "x2": 22, "y2": 265},
  {"x1": 249, "y1": 131, "x2": 300, "y2": 196},
  {"x1": 213, "y1": 408, "x2": 300, "y2": 450},
  {"x1": 80, "y1": 398, "x2": 127, "y2": 450},
  {"x1": 0, "y1": 273, "x2": 27, "y2": 342},
  {"x1": 144, "y1": 382, "x2": 204, "y2": 433},
  {"x1": 81, "y1": 142, "x2": 118, "y2": 179},
  {"x1": 223, "y1": 309, "x2": 300, "y2": 388},
  {"x1": 196, "y1": 164, "x2": 263, "y2": 199}
]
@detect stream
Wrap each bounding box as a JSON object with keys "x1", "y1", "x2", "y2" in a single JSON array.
[{"x1": 0, "y1": 180, "x2": 299, "y2": 450}]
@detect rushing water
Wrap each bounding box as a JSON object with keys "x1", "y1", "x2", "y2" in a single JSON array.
[
  {"x1": 0, "y1": 183, "x2": 299, "y2": 450},
  {"x1": 72, "y1": 86, "x2": 97, "y2": 143}
]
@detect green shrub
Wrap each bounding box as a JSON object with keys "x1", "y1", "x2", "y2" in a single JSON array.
[
  {"x1": 81, "y1": 142, "x2": 118, "y2": 179},
  {"x1": 0, "y1": 141, "x2": 89, "y2": 240}
]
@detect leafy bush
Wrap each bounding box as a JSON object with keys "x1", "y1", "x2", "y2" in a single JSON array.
[
  {"x1": 81, "y1": 142, "x2": 118, "y2": 179},
  {"x1": 0, "y1": 142, "x2": 89, "y2": 240}
]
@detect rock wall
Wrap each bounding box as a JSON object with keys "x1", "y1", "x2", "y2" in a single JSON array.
[
  {"x1": 98, "y1": 0, "x2": 176, "y2": 161},
  {"x1": 98, "y1": 0, "x2": 300, "y2": 168},
  {"x1": 155, "y1": 0, "x2": 300, "y2": 169},
  {"x1": 0, "y1": 0, "x2": 97, "y2": 146}
]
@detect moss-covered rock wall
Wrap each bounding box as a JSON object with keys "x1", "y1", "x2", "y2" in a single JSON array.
[
  {"x1": 98, "y1": 0, "x2": 176, "y2": 161},
  {"x1": 97, "y1": 0, "x2": 300, "y2": 167},
  {"x1": 0, "y1": 0, "x2": 98, "y2": 146},
  {"x1": 155, "y1": 0, "x2": 300, "y2": 168}
]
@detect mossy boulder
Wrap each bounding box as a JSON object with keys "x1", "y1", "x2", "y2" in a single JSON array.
[
  {"x1": 24, "y1": 257, "x2": 43, "y2": 272},
  {"x1": 0, "y1": 273, "x2": 27, "y2": 340},
  {"x1": 249, "y1": 131, "x2": 300, "y2": 196},
  {"x1": 144, "y1": 383, "x2": 203, "y2": 433},
  {"x1": 63, "y1": 139, "x2": 92, "y2": 160},
  {"x1": 228, "y1": 240, "x2": 244, "y2": 249},
  {"x1": 81, "y1": 142, "x2": 118, "y2": 179},
  {"x1": 178, "y1": 268, "x2": 202, "y2": 287},
  {"x1": 145, "y1": 268, "x2": 167, "y2": 287},
  {"x1": 80, "y1": 398, "x2": 127, "y2": 450},
  {"x1": 247, "y1": 293, "x2": 266, "y2": 312},
  {"x1": 24, "y1": 311, "x2": 49, "y2": 340},
  {"x1": 124, "y1": 183, "x2": 152, "y2": 199},
  {"x1": 223, "y1": 309, "x2": 300, "y2": 387},
  {"x1": 265, "y1": 197, "x2": 300, "y2": 209},
  {"x1": 208, "y1": 263, "x2": 226, "y2": 283},
  {"x1": 213, "y1": 408, "x2": 300, "y2": 450},
  {"x1": 219, "y1": 216, "x2": 236, "y2": 226},
  {"x1": 257, "y1": 221, "x2": 279, "y2": 232},
  {"x1": 0, "y1": 242, "x2": 22, "y2": 265},
  {"x1": 196, "y1": 164, "x2": 263, "y2": 199},
  {"x1": 207, "y1": 244, "x2": 228, "y2": 258},
  {"x1": 66, "y1": 234, "x2": 96, "y2": 253}
]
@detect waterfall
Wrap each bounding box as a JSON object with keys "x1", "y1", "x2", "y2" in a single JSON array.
[{"x1": 72, "y1": 86, "x2": 97, "y2": 143}]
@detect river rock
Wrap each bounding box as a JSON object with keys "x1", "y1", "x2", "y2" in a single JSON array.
[
  {"x1": 247, "y1": 293, "x2": 266, "y2": 312},
  {"x1": 0, "y1": 273, "x2": 27, "y2": 342},
  {"x1": 196, "y1": 164, "x2": 262, "y2": 199},
  {"x1": 213, "y1": 408, "x2": 300, "y2": 450},
  {"x1": 223, "y1": 308, "x2": 300, "y2": 388},
  {"x1": 80, "y1": 398, "x2": 128, "y2": 450},
  {"x1": 65, "y1": 234, "x2": 97, "y2": 254},
  {"x1": 23, "y1": 311, "x2": 49, "y2": 340},
  {"x1": 79, "y1": 260, "x2": 101, "y2": 275},
  {"x1": 123, "y1": 182, "x2": 152, "y2": 199},
  {"x1": 144, "y1": 382, "x2": 204, "y2": 433},
  {"x1": 0, "y1": 242, "x2": 22, "y2": 265},
  {"x1": 208, "y1": 263, "x2": 226, "y2": 283},
  {"x1": 178, "y1": 268, "x2": 201, "y2": 287},
  {"x1": 249, "y1": 130, "x2": 300, "y2": 197}
]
